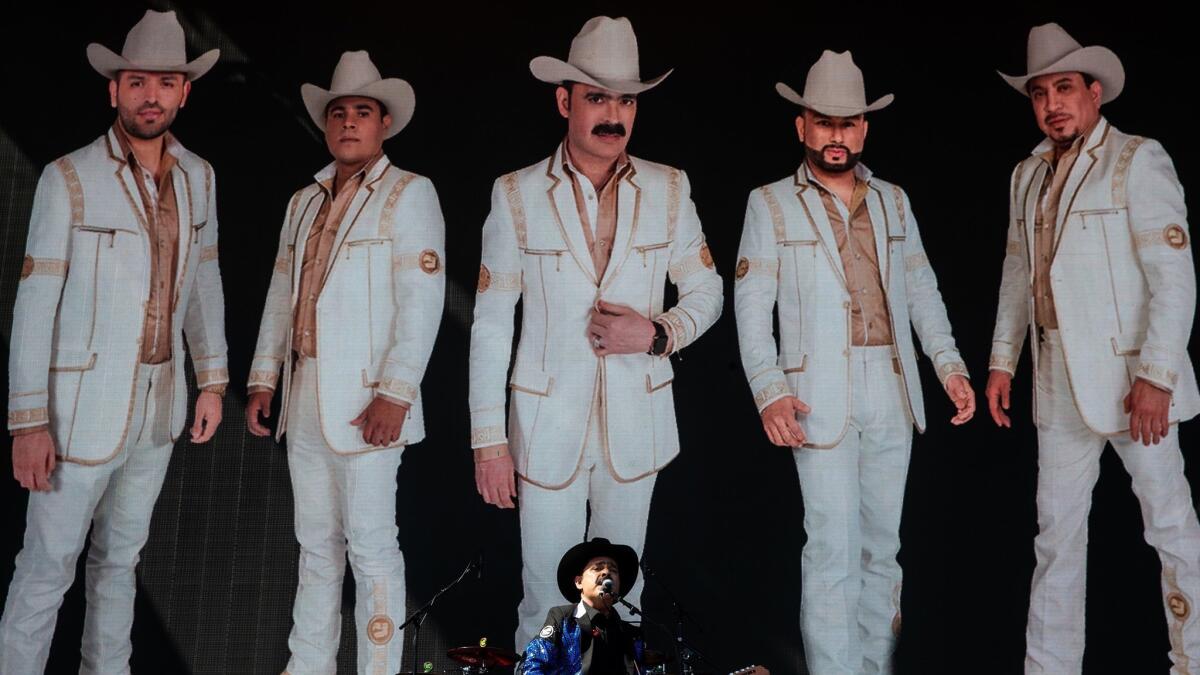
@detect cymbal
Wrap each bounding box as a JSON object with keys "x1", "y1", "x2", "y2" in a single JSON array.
[{"x1": 446, "y1": 646, "x2": 519, "y2": 667}]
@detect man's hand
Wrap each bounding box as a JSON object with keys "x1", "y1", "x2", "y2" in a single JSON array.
[
  {"x1": 1125, "y1": 378, "x2": 1173, "y2": 446},
  {"x1": 944, "y1": 374, "x2": 976, "y2": 425},
  {"x1": 588, "y1": 300, "x2": 655, "y2": 356},
  {"x1": 191, "y1": 391, "x2": 223, "y2": 443},
  {"x1": 986, "y1": 370, "x2": 1013, "y2": 428},
  {"x1": 760, "y1": 395, "x2": 811, "y2": 447},
  {"x1": 246, "y1": 391, "x2": 274, "y2": 437},
  {"x1": 13, "y1": 429, "x2": 56, "y2": 492},
  {"x1": 475, "y1": 448, "x2": 516, "y2": 509},
  {"x1": 350, "y1": 397, "x2": 409, "y2": 447}
]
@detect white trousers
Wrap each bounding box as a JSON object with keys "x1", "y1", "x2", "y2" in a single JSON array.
[
  {"x1": 284, "y1": 359, "x2": 406, "y2": 675},
  {"x1": 794, "y1": 345, "x2": 911, "y2": 675},
  {"x1": 514, "y1": 400, "x2": 657, "y2": 649},
  {"x1": 1026, "y1": 330, "x2": 1200, "y2": 674},
  {"x1": 0, "y1": 361, "x2": 174, "y2": 675}
]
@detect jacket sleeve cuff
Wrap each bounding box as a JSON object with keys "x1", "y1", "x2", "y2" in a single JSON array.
[
  {"x1": 247, "y1": 355, "x2": 283, "y2": 391},
  {"x1": 989, "y1": 341, "x2": 1021, "y2": 376},
  {"x1": 655, "y1": 308, "x2": 695, "y2": 354},
  {"x1": 933, "y1": 355, "x2": 970, "y2": 386},
  {"x1": 375, "y1": 385, "x2": 416, "y2": 408},
  {"x1": 470, "y1": 405, "x2": 508, "y2": 449},
  {"x1": 1135, "y1": 361, "x2": 1179, "y2": 393},
  {"x1": 8, "y1": 406, "x2": 49, "y2": 432},
  {"x1": 749, "y1": 368, "x2": 789, "y2": 413}
]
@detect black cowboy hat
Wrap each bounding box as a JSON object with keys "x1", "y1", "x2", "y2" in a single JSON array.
[{"x1": 556, "y1": 538, "x2": 639, "y2": 602}]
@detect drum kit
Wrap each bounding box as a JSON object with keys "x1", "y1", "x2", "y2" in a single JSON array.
[
  {"x1": 440, "y1": 641, "x2": 766, "y2": 675},
  {"x1": 443, "y1": 641, "x2": 519, "y2": 675}
]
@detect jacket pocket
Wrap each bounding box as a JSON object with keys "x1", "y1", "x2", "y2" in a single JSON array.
[
  {"x1": 49, "y1": 349, "x2": 98, "y2": 372},
  {"x1": 1111, "y1": 331, "x2": 1147, "y2": 356},
  {"x1": 780, "y1": 352, "x2": 807, "y2": 374},
  {"x1": 509, "y1": 363, "x2": 554, "y2": 396},
  {"x1": 645, "y1": 357, "x2": 674, "y2": 392}
]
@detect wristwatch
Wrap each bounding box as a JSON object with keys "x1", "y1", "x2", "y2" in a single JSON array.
[{"x1": 647, "y1": 321, "x2": 669, "y2": 356}]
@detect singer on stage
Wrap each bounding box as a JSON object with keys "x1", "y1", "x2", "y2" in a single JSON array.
[{"x1": 521, "y1": 538, "x2": 646, "y2": 675}]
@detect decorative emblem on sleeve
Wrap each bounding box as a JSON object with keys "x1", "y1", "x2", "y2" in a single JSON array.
[
  {"x1": 200, "y1": 245, "x2": 219, "y2": 263},
  {"x1": 197, "y1": 368, "x2": 229, "y2": 389},
  {"x1": 1136, "y1": 362, "x2": 1179, "y2": 388},
  {"x1": 1164, "y1": 224, "x2": 1189, "y2": 250},
  {"x1": 20, "y1": 255, "x2": 68, "y2": 280}
]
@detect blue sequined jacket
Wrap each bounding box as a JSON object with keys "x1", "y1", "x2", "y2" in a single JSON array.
[{"x1": 521, "y1": 603, "x2": 645, "y2": 675}]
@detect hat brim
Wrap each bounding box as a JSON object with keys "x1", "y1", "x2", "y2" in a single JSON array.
[
  {"x1": 775, "y1": 82, "x2": 893, "y2": 117},
  {"x1": 86, "y1": 43, "x2": 219, "y2": 81},
  {"x1": 998, "y1": 45, "x2": 1125, "y2": 104},
  {"x1": 300, "y1": 78, "x2": 415, "y2": 139},
  {"x1": 556, "y1": 539, "x2": 640, "y2": 602},
  {"x1": 530, "y1": 56, "x2": 671, "y2": 95}
]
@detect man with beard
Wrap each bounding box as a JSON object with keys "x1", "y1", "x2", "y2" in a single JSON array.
[
  {"x1": 520, "y1": 538, "x2": 645, "y2": 675},
  {"x1": 987, "y1": 23, "x2": 1200, "y2": 671},
  {"x1": 1, "y1": 10, "x2": 228, "y2": 673},
  {"x1": 245, "y1": 50, "x2": 444, "y2": 674},
  {"x1": 469, "y1": 16, "x2": 723, "y2": 648},
  {"x1": 733, "y1": 50, "x2": 973, "y2": 674}
]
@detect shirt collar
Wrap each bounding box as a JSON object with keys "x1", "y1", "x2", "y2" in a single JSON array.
[
  {"x1": 575, "y1": 601, "x2": 609, "y2": 622},
  {"x1": 314, "y1": 151, "x2": 388, "y2": 194},
  {"x1": 110, "y1": 119, "x2": 177, "y2": 176},
  {"x1": 558, "y1": 140, "x2": 631, "y2": 187}
]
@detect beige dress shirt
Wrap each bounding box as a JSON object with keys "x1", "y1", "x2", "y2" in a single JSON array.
[{"x1": 808, "y1": 168, "x2": 894, "y2": 346}]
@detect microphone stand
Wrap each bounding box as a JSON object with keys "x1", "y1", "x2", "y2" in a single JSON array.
[
  {"x1": 638, "y1": 562, "x2": 725, "y2": 675},
  {"x1": 399, "y1": 553, "x2": 481, "y2": 675}
]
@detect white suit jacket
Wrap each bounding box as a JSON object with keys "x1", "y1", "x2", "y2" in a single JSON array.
[
  {"x1": 734, "y1": 163, "x2": 967, "y2": 447},
  {"x1": 468, "y1": 146, "x2": 724, "y2": 488},
  {"x1": 248, "y1": 156, "x2": 445, "y2": 454},
  {"x1": 7, "y1": 128, "x2": 229, "y2": 463},
  {"x1": 990, "y1": 117, "x2": 1200, "y2": 432}
]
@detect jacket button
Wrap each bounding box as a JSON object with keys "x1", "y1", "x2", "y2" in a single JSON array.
[{"x1": 843, "y1": 301, "x2": 850, "y2": 310}]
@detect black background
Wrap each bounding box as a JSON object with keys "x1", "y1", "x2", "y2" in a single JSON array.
[{"x1": 1, "y1": 2, "x2": 1197, "y2": 673}]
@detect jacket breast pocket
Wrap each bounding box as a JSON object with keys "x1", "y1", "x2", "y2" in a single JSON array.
[
  {"x1": 634, "y1": 240, "x2": 671, "y2": 268},
  {"x1": 522, "y1": 247, "x2": 568, "y2": 288},
  {"x1": 779, "y1": 238, "x2": 818, "y2": 288},
  {"x1": 347, "y1": 238, "x2": 392, "y2": 358}
]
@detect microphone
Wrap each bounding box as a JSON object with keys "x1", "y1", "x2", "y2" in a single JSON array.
[{"x1": 601, "y1": 578, "x2": 616, "y2": 596}]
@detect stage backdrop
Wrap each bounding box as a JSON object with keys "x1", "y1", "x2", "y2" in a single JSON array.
[{"x1": 1, "y1": 2, "x2": 1197, "y2": 673}]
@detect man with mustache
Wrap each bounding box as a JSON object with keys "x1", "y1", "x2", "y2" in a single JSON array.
[
  {"x1": 244, "y1": 51, "x2": 445, "y2": 674},
  {"x1": 1, "y1": 10, "x2": 228, "y2": 672},
  {"x1": 734, "y1": 50, "x2": 973, "y2": 673},
  {"x1": 469, "y1": 16, "x2": 723, "y2": 648},
  {"x1": 520, "y1": 538, "x2": 645, "y2": 675},
  {"x1": 987, "y1": 23, "x2": 1200, "y2": 671}
]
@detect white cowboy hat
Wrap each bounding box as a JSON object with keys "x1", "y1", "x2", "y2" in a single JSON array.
[
  {"x1": 530, "y1": 16, "x2": 672, "y2": 95},
  {"x1": 86, "y1": 10, "x2": 219, "y2": 81},
  {"x1": 998, "y1": 22, "x2": 1124, "y2": 103},
  {"x1": 301, "y1": 51, "x2": 415, "y2": 139},
  {"x1": 776, "y1": 50, "x2": 893, "y2": 117}
]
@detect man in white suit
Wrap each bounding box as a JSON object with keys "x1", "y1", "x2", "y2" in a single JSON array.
[
  {"x1": 986, "y1": 23, "x2": 1200, "y2": 672},
  {"x1": 244, "y1": 50, "x2": 445, "y2": 675},
  {"x1": 734, "y1": 51, "x2": 975, "y2": 674},
  {"x1": 468, "y1": 16, "x2": 723, "y2": 648},
  {"x1": 1, "y1": 10, "x2": 228, "y2": 673}
]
